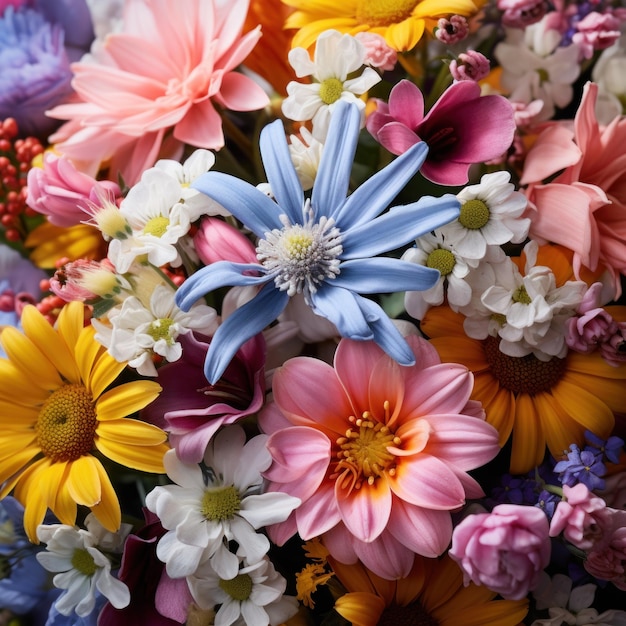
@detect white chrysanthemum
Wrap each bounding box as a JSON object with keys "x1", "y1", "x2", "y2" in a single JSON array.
[
  {"x1": 495, "y1": 17, "x2": 581, "y2": 121},
  {"x1": 282, "y1": 29, "x2": 381, "y2": 139},
  {"x1": 288, "y1": 127, "x2": 324, "y2": 191},
  {"x1": 92, "y1": 283, "x2": 217, "y2": 377},
  {"x1": 36, "y1": 515, "x2": 130, "y2": 618},
  {"x1": 145, "y1": 426, "x2": 300, "y2": 580},
  {"x1": 188, "y1": 555, "x2": 299, "y2": 626},
  {"x1": 440, "y1": 171, "x2": 530, "y2": 260},
  {"x1": 403, "y1": 231, "x2": 475, "y2": 321}
]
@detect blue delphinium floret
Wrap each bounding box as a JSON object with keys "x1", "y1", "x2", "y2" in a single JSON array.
[
  {"x1": 176, "y1": 100, "x2": 460, "y2": 383},
  {"x1": 554, "y1": 443, "x2": 606, "y2": 491}
]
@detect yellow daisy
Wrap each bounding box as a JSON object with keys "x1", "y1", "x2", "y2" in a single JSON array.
[
  {"x1": 332, "y1": 554, "x2": 528, "y2": 626},
  {"x1": 282, "y1": 0, "x2": 482, "y2": 52},
  {"x1": 0, "y1": 301, "x2": 169, "y2": 541}
]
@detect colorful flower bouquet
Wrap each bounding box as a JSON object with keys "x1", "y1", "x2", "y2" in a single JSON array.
[{"x1": 1, "y1": 0, "x2": 626, "y2": 624}]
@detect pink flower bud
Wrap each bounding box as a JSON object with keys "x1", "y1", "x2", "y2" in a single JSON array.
[
  {"x1": 498, "y1": 0, "x2": 549, "y2": 28},
  {"x1": 600, "y1": 322, "x2": 626, "y2": 366},
  {"x1": 566, "y1": 307, "x2": 619, "y2": 353},
  {"x1": 449, "y1": 504, "x2": 551, "y2": 600},
  {"x1": 573, "y1": 11, "x2": 623, "y2": 60},
  {"x1": 435, "y1": 15, "x2": 469, "y2": 45},
  {"x1": 449, "y1": 51, "x2": 490, "y2": 82},
  {"x1": 193, "y1": 217, "x2": 257, "y2": 266},
  {"x1": 354, "y1": 32, "x2": 397, "y2": 72},
  {"x1": 584, "y1": 510, "x2": 626, "y2": 590}
]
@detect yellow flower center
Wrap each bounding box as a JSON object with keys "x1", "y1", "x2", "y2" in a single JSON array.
[
  {"x1": 333, "y1": 402, "x2": 402, "y2": 493},
  {"x1": 148, "y1": 318, "x2": 175, "y2": 343},
  {"x1": 94, "y1": 204, "x2": 132, "y2": 241},
  {"x1": 143, "y1": 216, "x2": 170, "y2": 237},
  {"x1": 512, "y1": 284, "x2": 532, "y2": 304},
  {"x1": 483, "y1": 336, "x2": 567, "y2": 395},
  {"x1": 219, "y1": 573, "x2": 253, "y2": 601},
  {"x1": 36, "y1": 384, "x2": 97, "y2": 463},
  {"x1": 71, "y1": 548, "x2": 97, "y2": 577},
  {"x1": 459, "y1": 199, "x2": 490, "y2": 230},
  {"x1": 200, "y1": 485, "x2": 241, "y2": 521},
  {"x1": 426, "y1": 248, "x2": 455, "y2": 276},
  {"x1": 355, "y1": 0, "x2": 418, "y2": 26},
  {"x1": 319, "y1": 78, "x2": 344, "y2": 105},
  {"x1": 379, "y1": 602, "x2": 439, "y2": 626}
]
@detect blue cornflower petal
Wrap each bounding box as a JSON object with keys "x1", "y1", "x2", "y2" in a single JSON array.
[
  {"x1": 332, "y1": 258, "x2": 440, "y2": 293},
  {"x1": 311, "y1": 100, "x2": 361, "y2": 219},
  {"x1": 203, "y1": 283, "x2": 289, "y2": 384},
  {"x1": 333, "y1": 141, "x2": 429, "y2": 230},
  {"x1": 191, "y1": 172, "x2": 284, "y2": 237},
  {"x1": 259, "y1": 119, "x2": 305, "y2": 225},
  {"x1": 341, "y1": 194, "x2": 460, "y2": 259},
  {"x1": 310, "y1": 285, "x2": 374, "y2": 341},
  {"x1": 176, "y1": 261, "x2": 269, "y2": 311}
]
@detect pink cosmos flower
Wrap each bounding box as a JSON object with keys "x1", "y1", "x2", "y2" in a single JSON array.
[
  {"x1": 258, "y1": 335, "x2": 500, "y2": 580},
  {"x1": 449, "y1": 504, "x2": 551, "y2": 600},
  {"x1": 47, "y1": 0, "x2": 269, "y2": 185},
  {"x1": 366, "y1": 79, "x2": 515, "y2": 186},
  {"x1": 142, "y1": 331, "x2": 266, "y2": 464},
  {"x1": 26, "y1": 152, "x2": 121, "y2": 227},
  {"x1": 521, "y1": 81, "x2": 626, "y2": 295}
]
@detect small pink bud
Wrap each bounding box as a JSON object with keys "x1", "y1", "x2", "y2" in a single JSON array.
[
  {"x1": 193, "y1": 217, "x2": 257, "y2": 266},
  {"x1": 435, "y1": 15, "x2": 469, "y2": 44},
  {"x1": 449, "y1": 51, "x2": 490, "y2": 82}
]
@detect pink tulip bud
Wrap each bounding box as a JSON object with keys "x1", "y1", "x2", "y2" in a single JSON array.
[{"x1": 193, "y1": 217, "x2": 257, "y2": 265}]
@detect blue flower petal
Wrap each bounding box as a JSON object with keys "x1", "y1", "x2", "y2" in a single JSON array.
[
  {"x1": 260, "y1": 119, "x2": 305, "y2": 225},
  {"x1": 332, "y1": 258, "x2": 440, "y2": 294},
  {"x1": 191, "y1": 172, "x2": 284, "y2": 237},
  {"x1": 203, "y1": 284, "x2": 289, "y2": 384},
  {"x1": 333, "y1": 141, "x2": 429, "y2": 230},
  {"x1": 354, "y1": 294, "x2": 416, "y2": 366},
  {"x1": 175, "y1": 261, "x2": 269, "y2": 312},
  {"x1": 309, "y1": 285, "x2": 374, "y2": 341},
  {"x1": 341, "y1": 194, "x2": 460, "y2": 259},
  {"x1": 311, "y1": 100, "x2": 361, "y2": 220}
]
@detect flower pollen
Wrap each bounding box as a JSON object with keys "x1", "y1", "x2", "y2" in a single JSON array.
[
  {"x1": 71, "y1": 548, "x2": 97, "y2": 577},
  {"x1": 256, "y1": 206, "x2": 343, "y2": 299},
  {"x1": 512, "y1": 284, "x2": 532, "y2": 304},
  {"x1": 426, "y1": 248, "x2": 455, "y2": 276},
  {"x1": 459, "y1": 199, "x2": 490, "y2": 229},
  {"x1": 356, "y1": 0, "x2": 417, "y2": 27},
  {"x1": 148, "y1": 318, "x2": 175, "y2": 343},
  {"x1": 143, "y1": 216, "x2": 170, "y2": 237},
  {"x1": 483, "y1": 336, "x2": 567, "y2": 394},
  {"x1": 319, "y1": 78, "x2": 344, "y2": 105},
  {"x1": 36, "y1": 384, "x2": 97, "y2": 463},
  {"x1": 92, "y1": 203, "x2": 132, "y2": 241},
  {"x1": 219, "y1": 572, "x2": 253, "y2": 601},
  {"x1": 200, "y1": 485, "x2": 241, "y2": 521}
]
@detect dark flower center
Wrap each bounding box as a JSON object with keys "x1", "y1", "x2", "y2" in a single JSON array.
[{"x1": 378, "y1": 602, "x2": 439, "y2": 626}]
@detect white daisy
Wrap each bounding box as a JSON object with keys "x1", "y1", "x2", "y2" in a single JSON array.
[
  {"x1": 145, "y1": 426, "x2": 300, "y2": 580},
  {"x1": 188, "y1": 555, "x2": 299, "y2": 626},
  {"x1": 440, "y1": 171, "x2": 530, "y2": 260},
  {"x1": 35, "y1": 515, "x2": 130, "y2": 618},
  {"x1": 282, "y1": 29, "x2": 381, "y2": 140}
]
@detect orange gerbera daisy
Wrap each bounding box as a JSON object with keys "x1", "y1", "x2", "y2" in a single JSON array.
[
  {"x1": 0, "y1": 301, "x2": 169, "y2": 541},
  {"x1": 332, "y1": 554, "x2": 528, "y2": 626}
]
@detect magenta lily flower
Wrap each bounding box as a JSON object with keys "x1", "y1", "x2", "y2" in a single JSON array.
[{"x1": 366, "y1": 79, "x2": 516, "y2": 186}]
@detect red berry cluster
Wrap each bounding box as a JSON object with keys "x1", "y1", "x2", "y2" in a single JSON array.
[{"x1": 0, "y1": 118, "x2": 44, "y2": 243}]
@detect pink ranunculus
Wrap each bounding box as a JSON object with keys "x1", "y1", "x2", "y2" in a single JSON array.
[
  {"x1": 521, "y1": 81, "x2": 626, "y2": 295},
  {"x1": 549, "y1": 483, "x2": 611, "y2": 550},
  {"x1": 47, "y1": 0, "x2": 270, "y2": 186},
  {"x1": 366, "y1": 79, "x2": 515, "y2": 186},
  {"x1": 497, "y1": 0, "x2": 550, "y2": 28},
  {"x1": 572, "y1": 11, "x2": 623, "y2": 60},
  {"x1": 258, "y1": 335, "x2": 500, "y2": 580},
  {"x1": 584, "y1": 509, "x2": 626, "y2": 590},
  {"x1": 435, "y1": 15, "x2": 469, "y2": 45},
  {"x1": 600, "y1": 323, "x2": 626, "y2": 366},
  {"x1": 26, "y1": 152, "x2": 121, "y2": 227},
  {"x1": 193, "y1": 217, "x2": 257, "y2": 266},
  {"x1": 449, "y1": 504, "x2": 551, "y2": 600},
  {"x1": 141, "y1": 331, "x2": 266, "y2": 464},
  {"x1": 449, "y1": 51, "x2": 491, "y2": 83},
  {"x1": 354, "y1": 32, "x2": 397, "y2": 72}
]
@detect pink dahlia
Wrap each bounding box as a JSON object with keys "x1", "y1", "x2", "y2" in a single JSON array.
[
  {"x1": 47, "y1": 0, "x2": 269, "y2": 185},
  {"x1": 259, "y1": 336, "x2": 500, "y2": 580}
]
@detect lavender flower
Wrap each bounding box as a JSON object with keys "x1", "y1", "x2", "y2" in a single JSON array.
[{"x1": 554, "y1": 444, "x2": 607, "y2": 491}]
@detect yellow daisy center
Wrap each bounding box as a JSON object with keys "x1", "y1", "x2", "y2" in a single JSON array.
[
  {"x1": 483, "y1": 336, "x2": 567, "y2": 395},
  {"x1": 71, "y1": 548, "x2": 97, "y2": 577},
  {"x1": 426, "y1": 248, "x2": 455, "y2": 276},
  {"x1": 319, "y1": 78, "x2": 344, "y2": 105},
  {"x1": 333, "y1": 402, "x2": 401, "y2": 493},
  {"x1": 143, "y1": 216, "x2": 170, "y2": 237},
  {"x1": 36, "y1": 384, "x2": 97, "y2": 463},
  {"x1": 219, "y1": 573, "x2": 253, "y2": 601},
  {"x1": 148, "y1": 318, "x2": 175, "y2": 343},
  {"x1": 356, "y1": 0, "x2": 418, "y2": 26},
  {"x1": 200, "y1": 485, "x2": 241, "y2": 521},
  {"x1": 379, "y1": 603, "x2": 439, "y2": 626},
  {"x1": 512, "y1": 284, "x2": 532, "y2": 304},
  {"x1": 459, "y1": 199, "x2": 490, "y2": 230}
]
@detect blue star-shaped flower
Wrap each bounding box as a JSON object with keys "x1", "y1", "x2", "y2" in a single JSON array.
[{"x1": 176, "y1": 101, "x2": 460, "y2": 383}]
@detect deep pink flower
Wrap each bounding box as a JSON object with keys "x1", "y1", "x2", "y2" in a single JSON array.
[
  {"x1": 142, "y1": 331, "x2": 266, "y2": 464},
  {"x1": 497, "y1": 0, "x2": 550, "y2": 28},
  {"x1": 47, "y1": 0, "x2": 269, "y2": 185},
  {"x1": 449, "y1": 51, "x2": 490, "y2": 83},
  {"x1": 26, "y1": 152, "x2": 121, "y2": 227},
  {"x1": 435, "y1": 16, "x2": 469, "y2": 45},
  {"x1": 549, "y1": 483, "x2": 611, "y2": 550},
  {"x1": 366, "y1": 79, "x2": 515, "y2": 186},
  {"x1": 259, "y1": 335, "x2": 500, "y2": 580},
  {"x1": 193, "y1": 217, "x2": 257, "y2": 266},
  {"x1": 572, "y1": 11, "x2": 623, "y2": 60},
  {"x1": 449, "y1": 504, "x2": 551, "y2": 600}
]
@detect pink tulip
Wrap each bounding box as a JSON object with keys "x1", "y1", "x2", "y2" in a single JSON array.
[
  {"x1": 449, "y1": 504, "x2": 551, "y2": 600},
  {"x1": 193, "y1": 217, "x2": 257, "y2": 266}
]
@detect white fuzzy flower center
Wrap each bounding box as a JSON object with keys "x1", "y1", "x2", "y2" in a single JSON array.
[{"x1": 256, "y1": 204, "x2": 343, "y2": 299}]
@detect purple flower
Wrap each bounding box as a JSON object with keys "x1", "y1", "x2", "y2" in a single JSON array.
[
  {"x1": 554, "y1": 444, "x2": 607, "y2": 491},
  {"x1": 585, "y1": 431, "x2": 624, "y2": 465},
  {"x1": 490, "y1": 474, "x2": 540, "y2": 506}
]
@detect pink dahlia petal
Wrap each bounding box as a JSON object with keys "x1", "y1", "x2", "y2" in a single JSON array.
[
  {"x1": 173, "y1": 99, "x2": 224, "y2": 148},
  {"x1": 375, "y1": 122, "x2": 422, "y2": 156},
  {"x1": 365, "y1": 357, "x2": 405, "y2": 427},
  {"x1": 215, "y1": 71, "x2": 271, "y2": 112},
  {"x1": 352, "y1": 529, "x2": 415, "y2": 580},
  {"x1": 322, "y1": 524, "x2": 359, "y2": 565},
  {"x1": 406, "y1": 334, "x2": 441, "y2": 368},
  {"x1": 266, "y1": 513, "x2": 299, "y2": 547},
  {"x1": 295, "y1": 482, "x2": 342, "y2": 539},
  {"x1": 258, "y1": 402, "x2": 293, "y2": 433},
  {"x1": 387, "y1": 79, "x2": 424, "y2": 129}
]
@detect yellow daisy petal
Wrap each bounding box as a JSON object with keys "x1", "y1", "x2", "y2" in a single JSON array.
[
  {"x1": 56, "y1": 300, "x2": 86, "y2": 357},
  {"x1": 74, "y1": 324, "x2": 104, "y2": 387},
  {"x1": 384, "y1": 17, "x2": 424, "y2": 51},
  {"x1": 67, "y1": 455, "x2": 102, "y2": 507},
  {"x1": 0, "y1": 448, "x2": 41, "y2": 497},
  {"x1": 483, "y1": 386, "x2": 516, "y2": 447},
  {"x1": 96, "y1": 380, "x2": 162, "y2": 422},
  {"x1": 563, "y1": 370, "x2": 626, "y2": 413},
  {"x1": 89, "y1": 350, "x2": 128, "y2": 399},
  {"x1": 95, "y1": 437, "x2": 168, "y2": 473},
  {"x1": 89, "y1": 458, "x2": 121, "y2": 532},
  {"x1": 533, "y1": 392, "x2": 583, "y2": 459},
  {"x1": 97, "y1": 418, "x2": 167, "y2": 446},
  {"x1": 0, "y1": 360, "x2": 50, "y2": 404}
]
